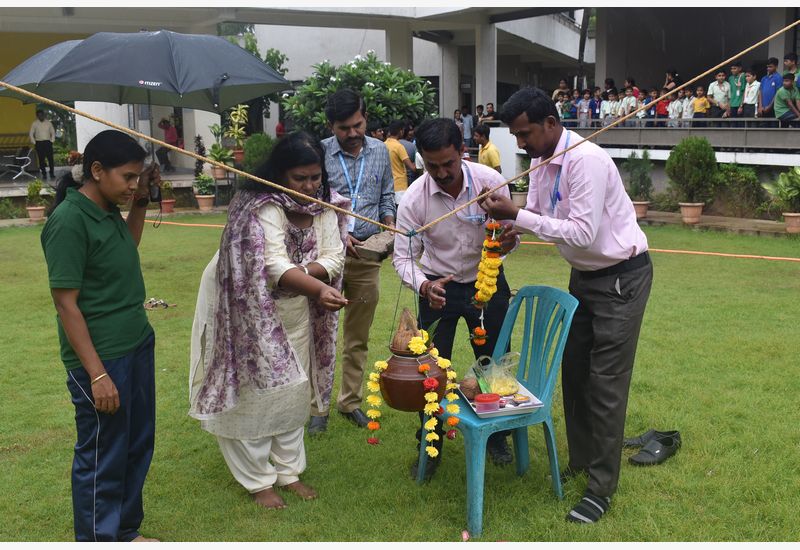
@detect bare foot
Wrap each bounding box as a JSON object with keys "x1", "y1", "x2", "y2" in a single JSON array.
[
  {"x1": 252, "y1": 487, "x2": 286, "y2": 509},
  {"x1": 131, "y1": 536, "x2": 160, "y2": 542},
  {"x1": 279, "y1": 480, "x2": 318, "y2": 500}
]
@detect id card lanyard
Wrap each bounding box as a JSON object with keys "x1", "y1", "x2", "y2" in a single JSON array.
[
  {"x1": 338, "y1": 151, "x2": 365, "y2": 233},
  {"x1": 549, "y1": 130, "x2": 571, "y2": 216}
]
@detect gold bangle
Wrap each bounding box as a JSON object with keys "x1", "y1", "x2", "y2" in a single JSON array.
[{"x1": 91, "y1": 372, "x2": 108, "y2": 385}]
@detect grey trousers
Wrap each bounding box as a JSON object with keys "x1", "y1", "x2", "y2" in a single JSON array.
[{"x1": 562, "y1": 260, "x2": 653, "y2": 497}]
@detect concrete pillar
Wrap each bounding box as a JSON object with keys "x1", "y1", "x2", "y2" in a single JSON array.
[
  {"x1": 440, "y1": 44, "x2": 459, "y2": 119},
  {"x1": 475, "y1": 23, "x2": 497, "y2": 108},
  {"x1": 75, "y1": 102, "x2": 131, "y2": 151},
  {"x1": 767, "y1": 7, "x2": 794, "y2": 63},
  {"x1": 385, "y1": 22, "x2": 413, "y2": 70}
]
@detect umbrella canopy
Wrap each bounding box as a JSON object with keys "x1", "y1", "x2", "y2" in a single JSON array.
[{"x1": 0, "y1": 30, "x2": 291, "y2": 113}]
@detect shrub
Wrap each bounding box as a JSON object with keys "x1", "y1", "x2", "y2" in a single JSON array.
[
  {"x1": 620, "y1": 150, "x2": 654, "y2": 201},
  {"x1": 282, "y1": 51, "x2": 438, "y2": 139},
  {"x1": 193, "y1": 173, "x2": 215, "y2": 196},
  {"x1": 711, "y1": 164, "x2": 767, "y2": 218},
  {"x1": 650, "y1": 190, "x2": 680, "y2": 213},
  {"x1": 763, "y1": 166, "x2": 800, "y2": 213},
  {"x1": 194, "y1": 135, "x2": 206, "y2": 178},
  {"x1": 665, "y1": 136, "x2": 717, "y2": 204},
  {"x1": 243, "y1": 133, "x2": 276, "y2": 173},
  {"x1": 0, "y1": 198, "x2": 25, "y2": 219},
  {"x1": 161, "y1": 181, "x2": 175, "y2": 200},
  {"x1": 26, "y1": 179, "x2": 46, "y2": 207}
]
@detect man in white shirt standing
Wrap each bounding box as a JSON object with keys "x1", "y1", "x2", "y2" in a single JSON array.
[
  {"x1": 29, "y1": 109, "x2": 56, "y2": 179},
  {"x1": 707, "y1": 70, "x2": 731, "y2": 127}
]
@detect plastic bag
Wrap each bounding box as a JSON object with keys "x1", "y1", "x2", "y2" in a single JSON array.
[{"x1": 485, "y1": 352, "x2": 520, "y2": 396}]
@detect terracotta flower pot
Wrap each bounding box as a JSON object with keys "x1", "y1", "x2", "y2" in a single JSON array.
[
  {"x1": 783, "y1": 212, "x2": 800, "y2": 234},
  {"x1": 632, "y1": 201, "x2": 650, "y2": 220},
  {"x1": 26, "y1": 206, "x2": 46, "y2": 221},
  {"x1": 233, "y1": 149, "x2": 244, "y2": 164},
  {"x1": 678, "y1": 202, "x2": 704, "y2": 224},
  {"x1": 195, "y1": 194, "x2": 215, "y2": 212},
  {"x1": 161, "y1": 199, "x2": 176, "y2": 214},
  {"x1": 379, "y1": 350, "x2": 447, "y2": 412},
  {"x1": 511, "y1": 192, "x2": 528, "y2": 208},
  {"x1": 212, "y1": 166, "x2": 228, "y2": 180}
]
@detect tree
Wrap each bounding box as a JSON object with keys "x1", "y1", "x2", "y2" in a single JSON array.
[{"x1": 282, "y1": 51, "x2": 439, "y2": 140}]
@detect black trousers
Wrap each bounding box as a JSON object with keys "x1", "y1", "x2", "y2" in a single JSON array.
[
  {"x1": 35, "y1": 140, "x2": 55, "y2": 176},
  {"x1": 416, "y1": 271, "x2": 512, "y2": 455},
  {"x1": 562, "y1": 260, "x2": 653, "y2": 497}
]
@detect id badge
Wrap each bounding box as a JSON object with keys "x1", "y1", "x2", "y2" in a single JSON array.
[{"x1": 347, "y1": 215, "x2": 356, "y2": 233}]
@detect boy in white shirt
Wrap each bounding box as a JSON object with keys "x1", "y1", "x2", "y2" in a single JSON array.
[
  {"x1": 707, "y1": 70, "x2": 731, "y2": 125},
  {"x1": 620, "y1": 87, "x2": 638, "y2": 127},
  {"x1": 740, "y1": 67, "x2": 760, "y2": 119},
  {"x1": 600, "y1": 90, "x2": 619, "y2": 126},
  {"x1": 667, "y1": 89, "x2": 684, "y2": 127},
  {"x1": 681, "y1": 88, "x2": 695, "y2": 127}
]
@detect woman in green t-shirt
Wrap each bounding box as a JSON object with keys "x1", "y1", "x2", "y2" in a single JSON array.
[{"x1": 41, "y1": 130, "x2": 161, "y2": 542}]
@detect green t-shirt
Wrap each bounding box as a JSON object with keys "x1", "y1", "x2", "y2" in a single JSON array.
[
  {"x1": 773, "y1": 86, "x2": 799, "y2": 119},
  {"x1": 41, "y1": 187, "x2": 152, "y2": 370},
  {"x1": 728, "y1": 73, "x2": 746, "y2": 108}
]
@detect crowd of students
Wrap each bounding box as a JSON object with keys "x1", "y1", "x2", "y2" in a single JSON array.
[{"x1": 552, "y1": 53, "x2": 800, "y2": 129}]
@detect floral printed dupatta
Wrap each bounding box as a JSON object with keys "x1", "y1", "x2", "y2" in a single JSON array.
[{"x1": 191, "y1": 189, "x2": 349, "y2": 417}]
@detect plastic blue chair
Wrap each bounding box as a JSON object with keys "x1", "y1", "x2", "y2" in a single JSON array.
[{"x1": 422, "y1": 285, "x2": 579, "y2": 537}]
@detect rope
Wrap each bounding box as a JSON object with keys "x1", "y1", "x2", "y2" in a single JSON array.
[
  {"x1": 413, "y1": 18, "x2": 800, "y2": 235},
  {"x1": 0, "y1": 80, "x2": 403, "y2": 236},
  {"x1": 3, "y1": 17, "x2": 798, "y2": 237}
]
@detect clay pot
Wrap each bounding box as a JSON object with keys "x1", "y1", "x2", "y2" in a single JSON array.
[
  {"x1": 161, "y1": 199, "x2": 176, "y2": 214},
  {"x1": 678, "y1": 202, "x2": 704, "y2": 224},
  {"x1": 380, "y1": 349, "x2": 447, "y2": 412},
  {"x1": 632, "y1": 201, "x2": 650, "y2": 220},
  {"x1": 783, "y1": 213, "x2": 800, "y2": 234},
  {"x1": 233, "y1": 149, "x2": 245, "y2": 164},
  {"x1": 212, "y1": 166, "x2": 228, "y2": 180},
  {"x1": 195, "y1": 194, "x2": 214, "y2": 212},
  {"x1": 511, "y1": 192, "x2": 528, "y2": 208},
  {"x1": 26, "y1": 206, "x2": 46, "y2": 221}
]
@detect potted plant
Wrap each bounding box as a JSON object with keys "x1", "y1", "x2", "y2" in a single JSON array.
[
  {"x1": 763, "y1": 167, "x2": 800, "y2": 234},
  {"x1": 208, "y1": 143, "x2": 234, "y2": 180},
  {"x1": 510, "y1": 176, "x2": 529, "y2": 208},
  {"x1": 243, "y1": 133, "x2": 276, "y2": 173},
  {"x1": 665, "y1": 136, "x2": 718, "y2": 224},
  {"x1": 26, "y1": 178, "x2": 47, "y2": 221},
  {"x1": 224, "y1": 104, "x2": 249, "y2": 164},
  {"x1": 209, "y1": 123, "x2": 224, "y2": 146},
  {"x1": 193, "y1": 173, "x2": 215, "y2": 212},
  {"x1": 160, "y1": 181, "x2": 176, "y2": 214},
  {"x1": 621, "y1": 150, "x2": 654, "y2": 219}
]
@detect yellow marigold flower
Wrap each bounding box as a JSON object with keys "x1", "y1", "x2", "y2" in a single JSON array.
[
  {"x1": 369, "y1": 372, "x2": 380, "y2": 382},
  {"x1": 367, "y1": 381, "x2": 380, "y2": 392},
  {"x1": 366, "y1": 394, "x2": 382, "y2": 406},
  {"x1": 426, "y1": 446, "x2": 439, "y2": 458},
  {"x1": 408, "y1": 337, "x2": 427, "y2": 355},
  {"x1": 446, "y1": 392, "x2": 459, "y2": 402},
  {"x1": 424, "y1": 391, "x2": 439, "y2": 403},
  {"x1": 374, "y1": 360, "x2": 389, "y2": 371},
  {"x1": 446, "y1": 382, "x2": 459, "y2": 390},
  {"x1": 424, "y1": 402, "x2": 439, "y2": 415},
  {"x1": 444, "y1": 366, "x2": 456, "y2": 377},
  {"x1": 425, "y1": 431, "x2": 440, "y2": 442},
  {"x1": 424, "y1": 417, "x2": 438, "y2": 430},
  {"x1": 429, "y1": 347, "x2": 439, "y2": 358},
  {"x1": 366, "y1": 409, "x2": 382, "y2": 419},
  {"x1": 446, "y1": 403, "x2": 460, "y2": 414}
]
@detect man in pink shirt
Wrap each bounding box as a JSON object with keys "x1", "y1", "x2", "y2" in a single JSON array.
[
  {"x1": 393, "y1": 118, "x2": 519, "y2": 480},
  {"x1": 481, "y1": 87, "x2": 653, "y2": 524}
]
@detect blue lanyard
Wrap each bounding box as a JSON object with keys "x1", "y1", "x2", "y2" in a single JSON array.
[
  {"x1": 337, "y1": 152, "x2": 365, "y2": 211},
  {"x1": 462, "y1": 162, "x2": 483, "y2": 220},
  {"x1": 550, "y1": 131, "x2": 571, "y2": 216}
]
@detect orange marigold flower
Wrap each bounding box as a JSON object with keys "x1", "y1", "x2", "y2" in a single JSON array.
[
  {"x1": 447, "y1": 416, "x2": 460, "y2": 426},
  {"x1": 486, "y1": 221, "x2": 501, "y2": 231},
  {"x1": 473, "y1": 327, "x2": 487, "y2": 337},
  {"x1": 485, "y1": 251, "x2": 501, "y2": 258},
  {"x1": 472, "y1": 338, "x2": 487, "y2": 346},
  {"x1": 367, "y1": 421, "x2": 380, "y2": 431},
  {"x1": 418, "y1": 363, "x2": 430, "y2": 373}
]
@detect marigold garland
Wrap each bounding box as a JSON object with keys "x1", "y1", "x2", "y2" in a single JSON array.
[
  {"x1": 365, "y1": 331, "x2": 460, "y2": 448},
  {"x1": 472, "y1": 220, "x2": 504, "y2": 345}
]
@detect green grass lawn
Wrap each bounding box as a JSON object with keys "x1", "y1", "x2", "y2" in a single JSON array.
[{"x1": 1, "y1": 216, "x2": 799, "y2": 541}]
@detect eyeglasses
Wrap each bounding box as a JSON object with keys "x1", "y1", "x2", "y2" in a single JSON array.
[{"x1": 288, "y1": 230, "x2": 305, "y2": 264}]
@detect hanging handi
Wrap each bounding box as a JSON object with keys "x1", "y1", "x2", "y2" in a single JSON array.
[{"x1": 472, "y1": 220, "x2": 503, "y2": 345}]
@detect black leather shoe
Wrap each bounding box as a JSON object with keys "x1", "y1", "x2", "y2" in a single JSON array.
[
  {"x1": 410, "y1": 456, "x2": 440, "y2": 482},
  {"x1": 307, "y1": 415, "x2": 328, "y2": 436},
  {"x1": 623, "y1": 429, "x2": 680, "y2": 448},
  {"x1": 487, "y1": 436, "x2": 513, "y2": 466},
  {"x1": 628, "y1": 433, "x2": 681, "y2": 466},
  {"x1": 339, "y1": 408, "x2": 369, "y2": 428}
]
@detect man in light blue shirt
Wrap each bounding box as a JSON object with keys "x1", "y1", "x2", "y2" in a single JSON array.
[{"x1": 461, "y1": 105, "x2": 474, "y2": 148}]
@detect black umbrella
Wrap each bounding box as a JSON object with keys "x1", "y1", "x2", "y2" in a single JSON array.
[{"x1": 0, "y1": 29, "x2": 290, "y2": 113}]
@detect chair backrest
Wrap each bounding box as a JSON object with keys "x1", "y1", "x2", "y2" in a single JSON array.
[{"x1": 491, "y1": 285, "x2": 579, "y2": 407}]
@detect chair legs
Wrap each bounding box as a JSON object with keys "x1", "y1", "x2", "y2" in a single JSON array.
[
  {"x1": 416, "y1": 430, "x2": 429, "y2": 485},
  {"x1": 512, "y1": 427, "x2": 530, "y2": 476},
  {"x1": 464, "y1": 431, "x2": 489, "y2": 537},
  {"x1": 543, "y1": 416, "x2": 563, "y2": 499}
]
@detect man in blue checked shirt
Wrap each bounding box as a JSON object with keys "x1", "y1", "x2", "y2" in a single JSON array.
[{"x1": 317, "y1": 89, "x2": 396, "y2": 435}]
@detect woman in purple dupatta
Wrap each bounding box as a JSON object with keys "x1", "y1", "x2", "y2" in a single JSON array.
[{"x1": 189, "y1": 132, "x2": 348, "y2": 509}]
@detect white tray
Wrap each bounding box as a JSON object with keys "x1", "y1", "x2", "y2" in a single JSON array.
[{"x1": 458, "y1": 381, "x2": 543, "y2": 418}]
